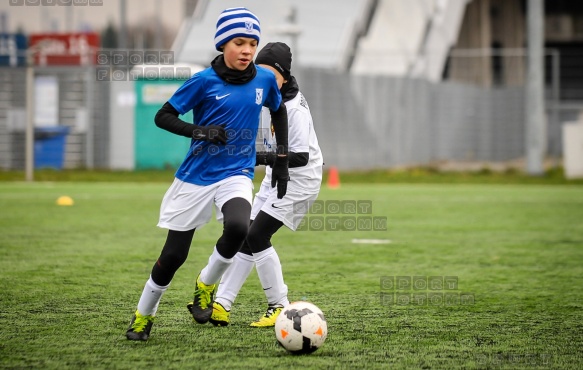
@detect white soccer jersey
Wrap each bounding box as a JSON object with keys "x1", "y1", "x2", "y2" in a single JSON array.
[{"x1": 258, "y1": 91, "x2": 323, "y2": 193}]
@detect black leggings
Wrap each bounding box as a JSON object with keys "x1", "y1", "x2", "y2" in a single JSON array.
[
  {"x1": 150, "y1": 197, "x2": 251, "y2": 286},
  {"x1": 239, "y1": 210, "x2": 284, "y2": 256}
]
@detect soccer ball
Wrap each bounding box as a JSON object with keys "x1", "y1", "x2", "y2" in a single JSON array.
[{"x1": 274, "y1": 301, "x2": 327, "y2": 354}]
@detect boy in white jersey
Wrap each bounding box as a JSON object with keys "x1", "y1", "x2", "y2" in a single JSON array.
[
  {"x1": 125, "y1": 8, "x2": 290, "y2": 341},
  {"x1": 208, "y1": 42, "x2": 324, "y2": 327}
]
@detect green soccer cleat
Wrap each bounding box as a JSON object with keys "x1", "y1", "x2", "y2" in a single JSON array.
[
  {"x1": 209, "y1": 302, "x2": 230, "y2": 327},
  {"x1": 187, "y1": 274, "x2": 217, "y2": 324},
  {"x1": 126, "y1": 310, "x2": 155, "y2": 341},
  {"x1": 250, "y1": 305, "x2": 283, "y2": 327}
]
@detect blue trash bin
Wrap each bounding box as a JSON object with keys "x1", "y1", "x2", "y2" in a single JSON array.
[{"x1": 34, "y1": 126, "x2": 70, "y2": 169}]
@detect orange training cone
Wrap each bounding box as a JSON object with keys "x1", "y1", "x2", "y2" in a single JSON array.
[{"x1": 327, "y1": 166, "x2": 340, "y2": 189}]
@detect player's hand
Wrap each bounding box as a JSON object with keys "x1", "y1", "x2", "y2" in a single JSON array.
[
  {"x1": 271, "y1": 155, "x2": 289, "y2": 199},
  {"x1": 255, "y1": 151, "x2": 276, "y2": 167},
  {"x1": 192, "y1": 124, "x2": 227, "y2": 144}
]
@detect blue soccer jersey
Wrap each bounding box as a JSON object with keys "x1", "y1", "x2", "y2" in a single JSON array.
[{"x1": 168, "y1": 65, "x2": 282, "y2": 185}]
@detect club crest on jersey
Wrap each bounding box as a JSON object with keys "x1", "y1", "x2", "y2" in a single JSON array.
[
  {"x1": 256, "y1": 88, "x2": 263, "y2": 105},
  {"x1": 245, "y1": 21, "x2": 253, "y2": 33}
]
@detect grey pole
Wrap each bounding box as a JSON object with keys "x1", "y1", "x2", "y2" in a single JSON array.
[
  {"x1": 155, "y1": 0, "x2": 163, "y2": 49},
  {"x1": 85, "y1": 68, "x2": 95, "y2": 169},
  {"x1": 551, "y1": 49, "x2": 560, "y2": 155},
  {"x1": 25, "y1": 64, "x2": 34, "y2": 182},
  {"x1": 119, "y1": 0, "x2": 128, "y2": 49},
  {"x1": 288, "y1": 7, "x2": 298, "y2": 66},
  {"x1": 525, "y1": 0, "x2": 545, "y2": 175},
  {"x1": 66, "y1": 3, "x2": 73, "y2": 31}
]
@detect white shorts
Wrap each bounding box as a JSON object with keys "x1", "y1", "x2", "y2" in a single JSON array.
[
  {"x1": 158, "y1": 176, "x2": 253, "y2": 231},
  {"x1": 250, "y1": 181, "x2": 319, "y2": 231}
]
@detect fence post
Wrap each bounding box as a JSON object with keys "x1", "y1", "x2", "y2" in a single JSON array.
[
  {"x1": 525, "y1": 0, "x2": 545, "y2": 175},
  {"x1": 25, "y1": 64, "x2": 34, "y2": 182},
  {"x1": 85, "y1": 68, "x2": 95, "y2": 169}
]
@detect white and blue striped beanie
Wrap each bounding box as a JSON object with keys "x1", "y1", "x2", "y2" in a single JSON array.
[{"x1": 214, "y1": 7, "x2": 261, "y2": 51}]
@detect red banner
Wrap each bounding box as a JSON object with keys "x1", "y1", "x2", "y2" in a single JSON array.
[{"x1": 29, "y1": 32, "x2": 100, "y2": 66}]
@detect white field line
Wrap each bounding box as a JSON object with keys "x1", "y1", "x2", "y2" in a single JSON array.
[{"x1": 351, "y1": 239, "x2": 392, "y2": 244}]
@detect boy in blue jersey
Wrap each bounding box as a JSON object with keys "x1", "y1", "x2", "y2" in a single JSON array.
[
  {"x1": 209, "y1": 42, "x2": 324, "y2": 327},
  {"x1": 126, "y1": 7, "x2": 289, "y2": 341}
]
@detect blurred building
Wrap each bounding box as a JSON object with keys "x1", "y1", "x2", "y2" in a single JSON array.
[
  {"x1": 176, "y1": 0, "x2": 583, "y2": 99},
  {"x1": 1, "y1": 0, "x2": 583, "y2": 172},
  {"x1": 0, "y1": 0, "x2": 194, "y2": 49}
]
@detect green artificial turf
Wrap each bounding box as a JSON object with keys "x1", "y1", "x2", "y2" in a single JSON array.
[{"x1": 0, "y1": 181, "x2": 582, "y2": 369}]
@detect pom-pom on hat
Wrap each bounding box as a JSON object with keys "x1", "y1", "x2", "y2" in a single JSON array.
[
  {"x1": 255, "y1": 42, "x2": 292, "y2": 81},
  {"x1": 214, "y1": 7, "x2": 261, "y2": 52}
]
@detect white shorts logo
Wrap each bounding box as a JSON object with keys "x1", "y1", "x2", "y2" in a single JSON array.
[{"x1": 256, "y1": 88, "x2": 263, "y2": 105}]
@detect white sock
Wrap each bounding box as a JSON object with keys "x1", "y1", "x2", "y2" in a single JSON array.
[
  {"x1": 254, "y1": 247, "x2": 289, "y2": 307},
  {"x1": 199, "y1": 246, "x2": 233, "y2": 285},
  {"x1": 136, "y1": 276, "x2": 170, "y2": 316},
  {"x1": 215, "y1": 252, "x2": 255, "y2": 311}
]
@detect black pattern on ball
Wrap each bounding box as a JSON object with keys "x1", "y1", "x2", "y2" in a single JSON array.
[{"x1": 285, "y1": 308, "x2": 314, "y2": 333}]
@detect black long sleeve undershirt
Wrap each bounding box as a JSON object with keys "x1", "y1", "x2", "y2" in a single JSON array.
[
  {"x1": 156, "y1": 101, "x2": 290, "y2": 151},
  {"x1": 154, "y1": 102, "x2": 194, "y2": 138},
  {"x1": 269, "y1": 102, "x2": 288, "y2": 155},
  {"x1": 256, "y1": 151, "x2": 308, "y2": 168},
  {"x1": 156, "y1": 101, "x2": 294, "y2": 166},
  {"x1": 288, "y1": 152, "x2": 309, "y2": 167}
]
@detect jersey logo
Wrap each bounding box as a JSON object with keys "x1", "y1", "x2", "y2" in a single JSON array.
[
  {"x1": 216, "y1": 93, "x2": 231, "y2": 100},
  {"x1": 263, "y1": 137, "x2": 272, "y2": 149},
  {"x1": 271, "y1": 203, "x2": 282, "y2": 209},
  {"x1": 256, "y1": 89, "x2": 263, "y2": 105}
]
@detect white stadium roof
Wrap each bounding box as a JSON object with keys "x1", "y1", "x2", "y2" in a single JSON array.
[{"x1": 172, "y1": 0, "x2": 371, "y2": 70}]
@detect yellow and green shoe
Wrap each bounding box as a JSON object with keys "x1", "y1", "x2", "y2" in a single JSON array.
[
  {"x1": 187, "y1": 274, "x2": 217, "y2": 324},
  {"x1": 209, "y1": 302, "x2": 230, "y2": 327},
  {"x1": 250, "y1": 305, "x2": 283, "y2": 327},
  {"x1": 126, "y1": 310, "x2": 155, "y2": 341}
]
